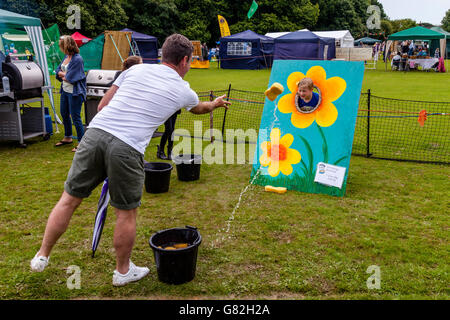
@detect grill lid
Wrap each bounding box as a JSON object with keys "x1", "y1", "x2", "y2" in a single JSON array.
[
  {"x1": 2, "y1": 56, "x2": 44, "y2": 91},
  {"x1": 86, "y1": 69, "x2": 121, "y2": 87}
]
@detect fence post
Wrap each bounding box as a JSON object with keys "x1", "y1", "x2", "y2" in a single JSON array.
[
  {"x1": 221, "y1": 84, "x2": 232, "y2": 137},
  {"x1": 367, "y1": 89, "x2": 372, "y2": 157},
  {"x1": 209, "y1": 90, "x2": 214, "y2": 143}
]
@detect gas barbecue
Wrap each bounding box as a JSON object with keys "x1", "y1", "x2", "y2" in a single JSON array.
[
  {"x1": 85, "y1": 69, "x2": 121, "y2": 125},
  {"x1": 0, "y1": 55, "x2": 49, "y2": 147}
]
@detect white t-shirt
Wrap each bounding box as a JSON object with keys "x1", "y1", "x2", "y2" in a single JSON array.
[
  {"x1": 61, "y1": 63, "x2": 73, "y2": 93},
  {"x1": 88, "y1": 64, "x2": 199, "y2": 154}
]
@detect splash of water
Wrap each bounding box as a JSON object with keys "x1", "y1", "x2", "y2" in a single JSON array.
[{"x1": 210, "y1": 99, "x2": 280, "y2": 248}]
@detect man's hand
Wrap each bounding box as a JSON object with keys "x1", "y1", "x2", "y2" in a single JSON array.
[
  {"x1": 212, "y1": 94, "x2": 231, "y2": 110},
  {"x1": 190, "y1": 94, "x2": 231, "y2": 114},
  {"x1": 58, "y1": 71, "x2": 65, "y2": 79}
]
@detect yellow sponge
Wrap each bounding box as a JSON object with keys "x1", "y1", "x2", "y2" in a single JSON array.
[
  {"x1": 265, "y1": 185, "x2": 287, "y2": 194},
  {"x1": 265, "y1": 83, "x2": 284, "y2": 101}
]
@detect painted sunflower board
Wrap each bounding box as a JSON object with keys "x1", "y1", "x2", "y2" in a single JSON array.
[{"x1": 250, "y1": 60, "x2": 365, "y2": 197}]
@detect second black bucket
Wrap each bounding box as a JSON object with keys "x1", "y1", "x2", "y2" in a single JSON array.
[
  {"x1": 149, "y1": 226, "x2": 202, "y2": 285},
  {"x1": 144, "y1": 162, "x2": 173, "y2": 193},
  {"x1": 173, "y1": 154, "x2": 202, "y2": 181}
]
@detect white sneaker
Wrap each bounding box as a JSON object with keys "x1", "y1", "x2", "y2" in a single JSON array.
[
  {"x1": 112, "y1": 261, "x2": 149, "y2": 287},
  {"x1": 30, "y1": 252, "x2": 49, "y2": 272}
]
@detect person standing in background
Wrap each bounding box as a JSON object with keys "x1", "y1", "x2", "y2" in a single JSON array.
[{"x1": 54, "y1": 36, "x2": 86, "y2": 152}]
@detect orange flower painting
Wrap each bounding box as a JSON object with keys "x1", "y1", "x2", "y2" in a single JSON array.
[{"x1": 259, "y1": 128, "x2": 301, "y2": 177}]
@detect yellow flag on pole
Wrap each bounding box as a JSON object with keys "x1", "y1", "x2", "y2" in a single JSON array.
[{"x1": 218, "y1": 15, "x2": 231, "y2": 37}]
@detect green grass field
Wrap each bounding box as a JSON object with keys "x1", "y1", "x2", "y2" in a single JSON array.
[{"x1": 0, "y1": 61, "x2": 449, "y2": 300}]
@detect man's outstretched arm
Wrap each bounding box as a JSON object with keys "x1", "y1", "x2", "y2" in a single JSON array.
[{"x1": 189, "y1": 94, "x2": 231, "y2": 115}]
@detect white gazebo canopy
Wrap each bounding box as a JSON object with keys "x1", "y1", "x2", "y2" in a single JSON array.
[
  {"x1": 265, "y1": 29, "x2": 310, "y2": 39},
  {"x1": 265, "y1": 32, "x2": 290, "y2": 39},
  {"x1": 312, "y1": 30, "x2": 355, "y2": 48}
]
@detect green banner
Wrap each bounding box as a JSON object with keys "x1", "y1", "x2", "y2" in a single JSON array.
[{"x1": 247, "y1": 0, "x2": 258, "y2": 19}]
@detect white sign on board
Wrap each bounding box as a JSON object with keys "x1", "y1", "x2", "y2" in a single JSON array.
[{"x1": 314, "y1": 162, "x2": 347, "y2": 189}]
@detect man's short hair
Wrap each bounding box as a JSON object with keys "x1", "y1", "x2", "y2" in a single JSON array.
[
  {"x1": 162, "y1": 34, "x2": 193, "y2": 66},
  {"x1": 297, "y1": 77, "x2": 314, "y2": 90}
]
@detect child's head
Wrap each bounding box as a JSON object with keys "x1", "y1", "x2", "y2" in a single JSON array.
[
  {"x1": 297, "y1": 77, "x2": 314, "y2": 100},
  {"x1": 122, "y1": 56, "x2": 143, "y2": 70}
]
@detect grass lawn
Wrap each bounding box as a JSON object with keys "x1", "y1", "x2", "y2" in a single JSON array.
[{"x1": 0, "y1": 60, "x2": 449, "y2": 299}]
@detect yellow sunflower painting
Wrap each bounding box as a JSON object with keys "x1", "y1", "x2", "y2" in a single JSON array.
[{"x1": 278, "y1": 66, "x2": 347, "y2": 129}]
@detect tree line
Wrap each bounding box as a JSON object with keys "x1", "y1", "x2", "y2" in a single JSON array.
[{"x1": 1, "y1": 0, "x2": 449, "y2": 47}]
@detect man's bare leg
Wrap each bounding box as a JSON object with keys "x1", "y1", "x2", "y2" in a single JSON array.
[
  {"x1": 38, "y1": 191, "x2": 83, "y2": 257},
  {"x1": 114, "y1": 208, "x2": 137, "y2": 274},
  {"x1": 112, "y1": 208, "x2": 149, "y2": 286}
]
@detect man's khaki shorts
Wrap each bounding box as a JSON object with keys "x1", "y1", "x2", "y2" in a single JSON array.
[{"x1": 64, "y1": 128, "x2": 144, "y2": 210}]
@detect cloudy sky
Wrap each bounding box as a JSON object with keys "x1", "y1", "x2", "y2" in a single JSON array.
[{"x1": 378, "y1": 0, "x2": 449, "y2": 25}]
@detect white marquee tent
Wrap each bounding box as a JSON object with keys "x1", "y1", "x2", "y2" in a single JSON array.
[
  {"x1": 265, "y1": 29, "x2": 309, "y2": 39},
  {"x1": 312, "y1": 30, "x2": 354, "y2": 48}
]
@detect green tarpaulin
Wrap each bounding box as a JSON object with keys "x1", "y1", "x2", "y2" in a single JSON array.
[
  {"x1": 79, "y1": 33, "x2": 104, "y2": 71},
  {"x1": 388, "y1": 26, "x2": 445, "y2": 41},
  {"x1": 42, "y1": 24, "x2": 64, "y2": 74}
]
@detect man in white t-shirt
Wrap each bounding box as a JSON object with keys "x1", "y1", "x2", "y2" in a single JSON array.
[{"x1": 30, "y1": 34, "x2": 231, "y2": 286}]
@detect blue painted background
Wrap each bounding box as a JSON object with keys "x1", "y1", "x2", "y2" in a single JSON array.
[{"x1": 251, "y1": 59, "x2": 365, "y2": 196}]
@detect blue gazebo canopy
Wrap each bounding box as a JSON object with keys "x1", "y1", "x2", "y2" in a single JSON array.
[
  {"x1": 121, "y1": 28, "x2": 158, "y2": 64},
  {"x1": 274, "y1": 30, "x2": 336, "y2": 60}
]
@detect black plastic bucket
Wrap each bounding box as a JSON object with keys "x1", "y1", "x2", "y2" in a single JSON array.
[
  {"x1": 149, "y1": 226, "x2": 202, "y2": 285},
  {"x1": 173, "y1": 154, "x2": 202, "y2": 181},
  {"x1": 144, "y1": 162, "x2": 173, "y2": 193}
]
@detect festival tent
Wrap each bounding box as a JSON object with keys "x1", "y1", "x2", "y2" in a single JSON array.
[
  {"x1": 387, "y1": 26, "x2": 446, "y2": 62},
  {"x1": 313, "y1": 30, "x2": 354, "y2": 47},
  {"x1": 265, "y1": 29, "x2": 309, "y2": 39},
  {"x1": 354, "y1": 37, "x2": 381, "y2": 46},
  {"x1": 388, "y1": 26, "x2": 445, "y2": 41},
  {"x1": 71, "y1": 31, "x2": 91, "y2": 47},
  {"x1": 274, "y1": 30, "x2": 336, "y2": 60},
  {"x1": 0, "y1": 9, "x2": 60, "y2": 128},
  {"x1": 265, "y1": 31, "x2": 290, "y2": 39},
  {"x1": 121, "y1": 28, "x2": 158, "y2": 64},
  {"x1": 219, "y1": 30, "x2": 274, "y2": 69}
]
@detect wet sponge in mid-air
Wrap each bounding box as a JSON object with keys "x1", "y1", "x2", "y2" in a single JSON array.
[{"x1": 265, "y1": 83, "x2": 284, "y2": 101}]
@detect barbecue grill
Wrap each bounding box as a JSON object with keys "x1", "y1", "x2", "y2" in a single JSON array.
[
  {"x1": 0, "y1": 55, "x2": 48, "y2": 147},
  {"x1": 85, "y1": 69, "x2": 121, "y2": 125}
]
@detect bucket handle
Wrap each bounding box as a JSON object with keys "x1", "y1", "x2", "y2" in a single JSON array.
[{"x1": 186, "y1": 225, "x2": 201, "y2": 245}]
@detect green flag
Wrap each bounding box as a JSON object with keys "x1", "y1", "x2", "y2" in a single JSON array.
[{"x1": 247, "y1": 0, "x2": 258, "y2": 19}]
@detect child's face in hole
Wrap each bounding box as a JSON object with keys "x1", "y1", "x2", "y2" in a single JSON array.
[{"x1": 297, "y1": 85, "x2": 313, "y2": 101}]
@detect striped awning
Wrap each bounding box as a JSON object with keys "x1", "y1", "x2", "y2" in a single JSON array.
[{"x1": 24, "y1": 25, "x2": 60, "y2": 127}]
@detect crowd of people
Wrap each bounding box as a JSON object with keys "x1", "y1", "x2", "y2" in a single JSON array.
[{"x1": 389, "y1": 40, "x2": 442, "y2": 71}]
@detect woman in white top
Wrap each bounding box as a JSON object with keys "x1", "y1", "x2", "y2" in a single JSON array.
[{"x1": 54, "y1": 36, "x2": 86, "y2": 152}]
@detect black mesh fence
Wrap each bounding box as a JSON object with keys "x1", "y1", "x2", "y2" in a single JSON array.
[
  {"x1": 172, "y1": 87, "x2": 264, "y2": 144},
  {"x1": 354, "y1": 91, "x2": 450, "y2": 164},
  {"x1": 40, "y1": 86, "x2": 449, "y2": 164},
  {"x1": 173, "y1": 87, "x2": 450, "y2": 164}
]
